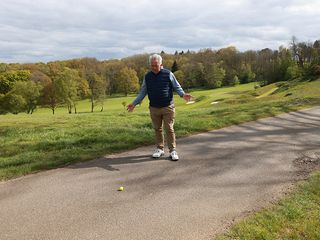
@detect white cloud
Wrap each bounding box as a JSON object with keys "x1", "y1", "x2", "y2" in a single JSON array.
[{"x1": 0, "y1": 0, "x2": 319, "y2": 63}]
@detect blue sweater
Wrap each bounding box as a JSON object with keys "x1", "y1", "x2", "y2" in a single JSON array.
[{"x1": 132, "y1": 68, "x2": 185, "y2": 108}]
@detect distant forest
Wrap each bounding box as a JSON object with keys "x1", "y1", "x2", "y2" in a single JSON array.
[{"x1": 0, "y1": 36, "x2": 319, "y2": 115}]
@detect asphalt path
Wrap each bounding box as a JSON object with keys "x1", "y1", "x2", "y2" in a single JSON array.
[{"x1": 0, "y1": 107, "x2": 319, "y2": 240}]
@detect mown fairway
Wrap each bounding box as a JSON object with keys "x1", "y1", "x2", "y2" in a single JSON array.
[{"x1": 1, "y1": 80, "x2": 320, "y2": 180}]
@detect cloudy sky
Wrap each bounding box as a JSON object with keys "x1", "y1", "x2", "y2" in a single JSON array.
[{"x1": 1, "y1": 0, "x2": 319, "y2": 63}]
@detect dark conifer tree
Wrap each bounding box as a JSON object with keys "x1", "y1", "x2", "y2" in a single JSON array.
[{"x1": 171, "y1": 60, "x2": 178, "y2": 72}]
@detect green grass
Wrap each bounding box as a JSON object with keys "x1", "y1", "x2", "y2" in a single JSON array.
[
  {"x1": 1, "y1": 80, "x2": 320, "y2": 180},
  {"x1": 215, "y1": 171, "x2": 320, "y2": 240},
  {"x1": 1, "y1": 78, "x2": 320, "y2": 239}
]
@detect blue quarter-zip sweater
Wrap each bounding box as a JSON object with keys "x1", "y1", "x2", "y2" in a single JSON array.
[{"x1": 132, "y1": 68, "x2": 185, "y2": 108}]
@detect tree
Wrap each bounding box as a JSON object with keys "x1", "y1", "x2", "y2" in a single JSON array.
[
  {"x1": 102, "y1": 60, "x2": 125, "y2": 95},
  {"x1": 183, "y1": 62, "x2": 205, "y2": 87},
  {"x1": 39, "y1": 63, "x2": 65, "y2": 115},
  {"x1": 313, "y1": 40, "x2": 320, "y2": 64},
  {"x1": 78, "y1": 58, "x2": 106, "y2": 112},
  {"x1": 171, "y1": 60, "x2": 179, "y2": 72},
  {"x1": 55, "y1": 67, "x2": 80, "y2": 114},
  {"x1": 205, "y1": 62, "x2": 225, "y2": 88},
  {"x1": 5, "y1": 70, "x2": 31, "y2": 82},
  {"x1": 86, "y1": 72, "x2": 106, "y2": 112},
  {"x1": 239, "y1": 63, "x2": 255, "y2": 84},
  {"x1": 256, "y1": 48, "x2": 274, "y2": 85},
  {"x1": 0, "y1": 75, "x2": 12, "y2": 94},
  {"x1": 194, "y1": 48, "x2": 217, "y2": 68},
  {"x1": 117, "y1": 67, "x2": 139, "y2": 96},
  {"x1": 0, "y1": 70, "x2": 31, "y2": 94},
  {"x1": 77, "y1": 78, "x2": 90, "y2": 100},
  {"x1": 41, "y1": 79, "x2": 58, "y2": 115},
  {"x1": 173, "y1": 70, "x2": 185, "y2": 88},
  {"x1": 30, "y1": 70, "x2": 51, "y2": 86},
  {"x1": 285, "y1": 65, "x2": 301, "y2": 80},
  {"x1": 95, "y1": 78, "x2": 107, "y2": 112},
  {"x1": 290, "y1": 36, "x2": 304, "y2": 68},
  {"x1": 309, "y1": 64, "x2": 320, "y2": 77},
  {"x1": 194, "y1": 63, "x2": 205, "y2": 86},
  {"x1": 0, "y1": 63, "x2": 8, "y2": 73},
  {"x1": 0, "y1": 94, "x2": 3, "y2": 113},
  {"x1": 217, "y1": 46, "x2": 241, "y2": 86},
  {"x1": 0, "y1": 93, "x2": 26, "y2": 114},
  {"x1": 11, "y1": 81, "x2": 42, "y2": 114},
  {"x1": 231, "y1": 75, "x2": 240, "y2": 86}
]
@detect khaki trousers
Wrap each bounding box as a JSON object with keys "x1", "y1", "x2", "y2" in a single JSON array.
[{"x1": 149, "y1": 105, "x2": 176, "y2": 152}]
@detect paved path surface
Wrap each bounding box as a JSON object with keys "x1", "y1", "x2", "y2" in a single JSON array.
[{"x1": 1, "y1": 107, "x2": 319, "y2": 240}]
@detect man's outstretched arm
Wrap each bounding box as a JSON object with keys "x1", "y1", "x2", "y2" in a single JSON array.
[{"x1": 127, "y1": 78, "x2": 147, "y2": 112}]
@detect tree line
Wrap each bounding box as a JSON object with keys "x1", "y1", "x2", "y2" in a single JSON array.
[{"x1": 0, "y1": 36, "x2": 319, "y2": 115}]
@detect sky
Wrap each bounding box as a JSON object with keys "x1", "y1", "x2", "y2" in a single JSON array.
[{"x1": 1, "y1": 0, "x2": 319, "y2": 63}]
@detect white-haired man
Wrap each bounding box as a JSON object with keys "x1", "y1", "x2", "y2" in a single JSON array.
[{"x1": 127, "y1": 54, "x2": 192, "y2": 161}]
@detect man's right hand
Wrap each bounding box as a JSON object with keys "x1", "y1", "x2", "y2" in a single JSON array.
[
  {"x1": 183, "y1": 93, "x2": 193, "y2": 102},
  {"x1": 127, "y1": 103, "x2": 135, "y2": 112}
]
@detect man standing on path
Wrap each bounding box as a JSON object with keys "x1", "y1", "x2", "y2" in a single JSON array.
[{"x1": 127, "y1": 54, "x2": 192, "y2": 161}]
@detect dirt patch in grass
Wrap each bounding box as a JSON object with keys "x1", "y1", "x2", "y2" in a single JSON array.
[{"x1": 294, "y1": 151, "x2": 320, "y2": 179}]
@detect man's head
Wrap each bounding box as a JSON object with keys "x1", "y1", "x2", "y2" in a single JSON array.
[{"x1": 149, "y1": 54, "x2": 162, "y2": 74}]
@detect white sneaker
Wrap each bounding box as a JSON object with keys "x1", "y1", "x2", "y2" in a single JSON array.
[
  {"x1": 152, "y1": 149, "x2": 164, "y2": 158},
  {"x1": 170, "y1": 151, "x2": 179, "y2": 161}
]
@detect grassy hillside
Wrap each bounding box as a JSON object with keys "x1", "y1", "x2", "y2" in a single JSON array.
[{"x1": 1, "y1": 79, "x2": 319, "y2": 180}]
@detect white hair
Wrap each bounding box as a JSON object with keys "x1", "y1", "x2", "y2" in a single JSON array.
[{"x1": 149, "y1": 54, "x2": 162, "y2": 65}]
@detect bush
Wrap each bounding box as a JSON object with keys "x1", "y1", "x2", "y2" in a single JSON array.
[
  {"x1": 310, "y1": 64, "x2": 320, "y2": 77},
  {"x1": 285, "y1": 65, "x2": 301, "y2": 80}
]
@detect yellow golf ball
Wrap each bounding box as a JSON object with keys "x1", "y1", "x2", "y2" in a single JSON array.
[{"x1": 118, "y1": 186, "x2": 124, "y2": 191}]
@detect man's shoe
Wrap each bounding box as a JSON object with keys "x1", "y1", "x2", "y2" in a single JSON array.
[
  {"x1": 170, "y1": 151, "x2": 179, "y2": 161},
  {"x1": 152, "y1": 149, "x2": 164, "y2": 158}
]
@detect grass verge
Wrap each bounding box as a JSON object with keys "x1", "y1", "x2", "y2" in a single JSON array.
[{"x1": 215, "y1": 170, "x2": 320, "y2": 240}]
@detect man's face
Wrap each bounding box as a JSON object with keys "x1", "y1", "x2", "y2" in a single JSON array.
[{"x1": 150, "y1": 60, "x2": 161, "y2": 74}]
